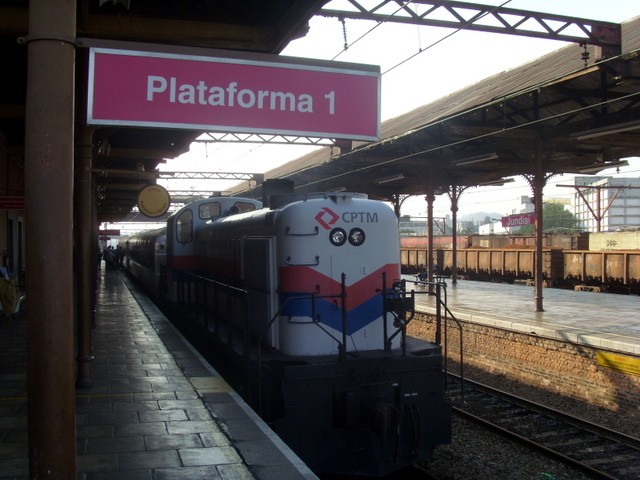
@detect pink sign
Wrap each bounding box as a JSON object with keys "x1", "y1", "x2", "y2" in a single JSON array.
[
  {"x1": 87, "y1": 47, "x2": 380, "y2": 141},
  {"x1": 501, "y1": 213, "x2": 536, "y2": 228}
]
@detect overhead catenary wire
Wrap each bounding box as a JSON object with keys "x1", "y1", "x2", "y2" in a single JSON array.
[
  {"x1": 332, "y1": 0, "x2": 513, "y2": 75},
  {"x1": 288, "y1": 90, "x2": 640, "y2": 191},
  {"x1": 331, "y1": 1, "x2": 415, "y2": 61},
  {"x1": 383, "y1": 0, "x2": 514, "y2": 75}
]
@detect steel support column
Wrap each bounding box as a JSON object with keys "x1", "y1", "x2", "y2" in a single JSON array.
[
  {"x1": 25, "y1": 0, "x2": 77, "y2": 477},
  {"x1": 449, "y1": 185, "x2": 460, "y2": 285},
  {"x1": 425, "y1": 172, "x2": 435, "y2": 284},
  {"x1": 75, "y1": 127, "x2": 95, "y2": 388},
  {"x1": 533, "y1": 144, "x2": 546, "y2": 312}
]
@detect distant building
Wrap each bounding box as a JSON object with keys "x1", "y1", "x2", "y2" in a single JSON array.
[
  {"x1": 571, "y1": 176, "x2": 640, "y2": 232},
  {"x1": 399, "y1": 215, "x2": 450, "y2": 236},
  {"x1": 478, "y1": 222, "x2": 505, "y2": 235},
  {"x1": 479, "y1": 196, "x2": 534, "y2": 235},
  {"x1": 510, "y1": 195, "x2": 535, "y2": 215}
]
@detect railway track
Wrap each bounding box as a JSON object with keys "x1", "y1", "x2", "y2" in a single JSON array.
[{"x1": 446, "y1": 377, "x2": 640, "y2": 480}]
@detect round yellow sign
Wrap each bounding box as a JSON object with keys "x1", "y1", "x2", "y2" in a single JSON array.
[{"x1": 137, "y1": 185, "x2": 171, "y2": 217}]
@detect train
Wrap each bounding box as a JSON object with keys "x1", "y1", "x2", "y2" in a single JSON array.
[
  {"x1": 401, "y1": 233, "x2": 640, "y2": 294},
  {"x1": 123, "y1": 193, "x2": 451, "y2": 477}
]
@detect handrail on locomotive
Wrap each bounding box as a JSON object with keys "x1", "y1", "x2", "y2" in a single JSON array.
[
  {"x1": 175, "y1": 266, "x2": 465, "y2": 397},
  {"x1": 409, "y1": 276, "x2": 466, "y2": 399},
  {"x1": 174, "y1": 268, "x2": 456, "y2": 358}
]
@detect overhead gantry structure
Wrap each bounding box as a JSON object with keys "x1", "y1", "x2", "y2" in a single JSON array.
[{"x1": 319, "y1": 0, "x2": 622, "y2": 58}]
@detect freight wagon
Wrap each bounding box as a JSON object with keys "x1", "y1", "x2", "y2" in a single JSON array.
[
  {"x1": 563, "y1": 250, "x2": 640, "y2": 293},
  {"x1": 400, "y1": 233, "x2": 640, "y2": 293},
  {"x1": 438, "y1": 248, "x2": 565, "y2": 285}
]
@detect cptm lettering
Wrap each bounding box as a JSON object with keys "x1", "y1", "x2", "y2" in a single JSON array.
[{"x1": 343, "y1": 212, "x2": 379, "y2": 223}]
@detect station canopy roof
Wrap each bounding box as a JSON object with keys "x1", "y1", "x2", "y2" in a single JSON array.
[
  {"x1": 0, "y1": 0, "x2": 324, "y2": 221},
  {"x1": 230, "y1": 15, "x2": 640, "y2": 203},
  {"x1": 1, "y1": 2, "x2": 639, "y2": 221}
]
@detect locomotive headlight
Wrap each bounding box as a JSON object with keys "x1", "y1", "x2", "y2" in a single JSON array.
[
  {"x1": 330, "y1": 228, "x2": 347, "y2": 246},
  {"x1": 348, "y1": 228, "x2": 366, "y2": 246}
]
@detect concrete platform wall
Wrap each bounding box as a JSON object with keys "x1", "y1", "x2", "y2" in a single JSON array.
[{"x1": 408, "y1": 314, "x2": 640, "y2": 416}]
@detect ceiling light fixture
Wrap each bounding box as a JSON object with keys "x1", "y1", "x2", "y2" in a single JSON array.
[
  {"x1": 575, "y1": 160, "x2": 629, "y2": 174},
  {"x1": 377, "y1": 173, "x2": 405, "y2": 184},
  {"x1": 454, "y1": 153, "x2": 498, "y2": 166},
  {"x1": 572, "y1": 120, "x2": 640, "y2": 140},
  {"x1": 477, "y1": 178, "x2": 515, "y2": 187}
]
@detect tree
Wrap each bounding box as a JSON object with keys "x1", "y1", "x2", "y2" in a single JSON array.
[
  {"x1": 519, "y1": 203, "x2": 578, "y2": 234},
  {"x1": 458, "y1": 220, "x2": 478, "y2": 235}
]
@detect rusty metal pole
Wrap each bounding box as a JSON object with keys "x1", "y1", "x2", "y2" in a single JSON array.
[
  {"x1": 596, "y1": 186, "x2": 602, "y2": 232},
  {"x1": 425, "y1": 171, "x2": 435, "y2": 284},
  {"x1": 25, "y1": 0, "x2": 77, "y2": 477},
  {"x1": 533, "y1": 143, "x2": 545, "y2": 312},
  {"x1": 450, "y1": 185, "x2": 459, "y2": 285},
  {"x1": 75, "y1": 127, "x2": 95, "y2": 387}
]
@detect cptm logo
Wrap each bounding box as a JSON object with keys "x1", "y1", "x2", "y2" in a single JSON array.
[{"x1": 315, "y1": 207, "x2": 339, "y2": 229}]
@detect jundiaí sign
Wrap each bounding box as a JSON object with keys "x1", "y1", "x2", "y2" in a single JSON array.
[
  {"x1": 87, "y1": 44, "x2": 380, "y2": 141},
  {"x1": 501, "y1": 212, "x2": 536, "y2": 228}
]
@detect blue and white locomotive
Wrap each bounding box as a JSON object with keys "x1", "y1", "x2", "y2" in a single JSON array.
[{"x1": 124, "y1": 192, "x2": 451, "y2": 477}]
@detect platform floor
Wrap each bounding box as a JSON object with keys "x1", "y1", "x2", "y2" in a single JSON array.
[
  {"x1": 0, "y1": 270, "x2": 317, "y2": 480},
  {"x1": 406, "y1": 276, "x2": 640, "y2": 356}
]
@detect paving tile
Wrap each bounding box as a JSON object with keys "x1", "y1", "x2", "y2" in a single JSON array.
[
  {"x1": 175, "y1": 391, "x2": 199, "y2": 400},
  {"x1": 158, "y1": 399, "x2": 205, "y2": 410},
  {"x1": 138, "y1": 409, "x2": 188, "y2": 423},
  {"x1": 75, "y1": 401, "x2": 113, "y2": 414},
  {"x1": 182, "y1": 366, "x2": 216, "y2": 377},
  {"x1": 166, "y1": 419, "x2": 217, "y2": 435},
  {"x1": 184, "y1": 406, "x2": 214, "y2": 421},
  {"x1": 85, "y1": 435, "x2": 145, "y2": 454},
  {"x1": 115, "y1": 422, "x2": 167, "y2": 437},
  {"x1": 133, "y1": 392, "x2": 177, "y2": 402},
  {"x1": 88, "y1": 411, "x2": 140, "y2": 425},
  {"x1": 218, "y1": 463, "x2": 257, "y2": 480},
  {"x1": 117, "y1": 449, "x2": 181, "y2": 470},
  {"x1": 76, "y1": 453, "x2": 118, "y2": 473},
  {"x1": 190, "y1": 376, "x2": 232, "y2": 394},
  {"x1": 166, "y1": 377, "x2": 194, "y2": 387},
  {"x1": 143, "y1": 433, "x2": 203, "y2": 450},
  {"x1": 153, "y1": 465, "x2": 222, "y2": 480},
  {"x1": 111, "y1": 400, "x2": 159, "y2": 412},
  {"x1": 109, "y1": 380, "x2": 152, "y2": 394},
  {"x1": 85, "y1": 470, "x2": 152, "y2": 480},
  {"x1": 150, "y1": 383, "x2": 193, "y2": 393},
  {"x1": 199, "y1": 430, "x2": 232, "y2": 448},
  {"x1": 104, "y1": 358, "x2": 144, "y2": 366},
  {"x1": 178, "y1": 446, "x2": 242, "y2": 466}
]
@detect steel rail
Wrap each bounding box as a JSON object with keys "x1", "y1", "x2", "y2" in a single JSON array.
[{"x1": 449, "y1": 376, "x2": 640, "y2": 480}]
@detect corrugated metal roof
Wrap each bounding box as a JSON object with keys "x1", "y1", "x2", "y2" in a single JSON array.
[{"x1": 239, "y1": 15, "x2": 640, "y2": 201}]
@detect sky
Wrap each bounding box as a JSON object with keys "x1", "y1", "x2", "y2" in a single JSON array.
[{"x1": 157, "y1": 0, "x2": 640, "y2": 221}]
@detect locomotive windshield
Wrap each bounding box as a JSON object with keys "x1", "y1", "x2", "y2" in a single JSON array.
[
  {"x1": 198, "y1": 202, "x2": 221, "y2": 220},
  {"x1": 176, "y1": 209, "x2": 193, "y2": 243},
  {"x1": 233, "y1": 201, "x2": 260, "y2": 214}
]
